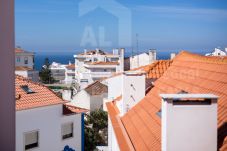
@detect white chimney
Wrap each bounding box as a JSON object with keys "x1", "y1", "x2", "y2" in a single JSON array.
[
  {"x1": 84, "y1": 49, "x2": 87, "y2": 54},
  {"x1": 96, "y1": 48, "x2": 99, "y2": 54},
  {"x1": 119, "y1": 48, "x2": 125, "y2": 72},
  {"x1": 225, "y1": 48, "x2": 227, "y2": 53},
  {"x1": 112, "y1": 49, "x2": 119, "y2": 55},
  {"x1": 170, "y1": 53, "x2": 176, "y2": 59},
  {"x1": 160, "y1": 94, "x2": 218, "y2": 151},
  {"x1": 121, "y1": 71, "x2": 145, "y2": 114},
  {"x1": 149, "y1": 49, "x2": 157, "y2": 63}
]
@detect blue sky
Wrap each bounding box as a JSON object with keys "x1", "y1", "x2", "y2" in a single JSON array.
[{"x1": 15, "y1": 0, "x2": 227, "y2": 54}]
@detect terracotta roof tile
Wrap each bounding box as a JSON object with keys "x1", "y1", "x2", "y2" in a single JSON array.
[
  {"x1": 64, "y1": 104, "x2": 89, "y2": 114},
  {"x1": 84, "y1": 81, "x2": 108, "y2": 95},
  {"x1": 66, "y1": 64, "x2": 76, "y2": 70},
  {"x1": 106, "y1": 100, "x2": 135, "y2": 151},
  {"x1": 16, "y1": 75, "x2": 66, "y2": 111},
  {"x1": 15, "y1": 66, "x2": 33, "y2": 71},
  {"x1": 107, "y1": 51, "x2": 227, "y2": 151},
  {"x1": 101, "y1": 60, "x2": 171, "y2": 81},
  {"x1": 15, "y1": 47, "x2": 31, "y2": 53},
  {"x1": 88, "y1": 61, "x2": 119, "y2": 65}
]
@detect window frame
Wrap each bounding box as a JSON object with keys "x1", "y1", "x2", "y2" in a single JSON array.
[
  {"x1": 16, "y1": 57, "x2": 20, "y2": 62},
  {"x1": 23, "y1": 130, "x2": 39, "y2": 151},
  {"x1": 61, "y1": 122, "x2": 74, "y2": 140},
  {"x1": 24, "y1": 57, "x2": 28, "y2": 64}
]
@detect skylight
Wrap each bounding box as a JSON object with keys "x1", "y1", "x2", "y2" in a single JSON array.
[{"x1": 21, "y1": 85, "x2": 35, "y2": 94}]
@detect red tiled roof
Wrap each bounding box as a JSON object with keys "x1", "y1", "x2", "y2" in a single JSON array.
[
  {"x1": 220, "y1": 136, "x2": 227, "y2": 151},
  {"x1": 107, "y1": 51, "x2": 227, "y2": 151},
  {"x1": 131, "y1": 60, "x2": 172, "y2": 79},
  {"x1": 84, "y1": 81, "x2": 108, "y2": 95},
  {"x1": 79, "y1": 50, "x2": 107, "y2": 55},
  {"x1": 15, "y1": 47, "x2": 31, "y2": 53},
  {"x1": 106, "y1": 98, "x2": 135, "y2": 151},
  {"x1": 88, "y1": 61, "x2": 119, "y2": 65},
  {"x1": 15, "y1": 66, "x2": 33, "y2": 71},
  {"x1": 102, "y1": 60, "x2": 171, "y2": 81},
  {"x1": 66, "y1": 64, "x2": 76, "y2": 70},
  {"x1": 64, "y1": 104, "x2": 89, "y2": 114},
  {"x1": 16, "y1": 75, "x2": 66, "y2": 111}
]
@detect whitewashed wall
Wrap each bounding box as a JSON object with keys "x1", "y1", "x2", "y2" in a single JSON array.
[
  {"x1": 15, "y1": 53, "x2": 34, "y2": 69},
  {"x1": 71, "y1": 90, "x2": 91, "y2": 110},
  {"x1": 15, "y1": 70, "x2": 39, "y2": 82},
  {"x1": 16, "y1": 105, "x2": 82, "y2": 151}
]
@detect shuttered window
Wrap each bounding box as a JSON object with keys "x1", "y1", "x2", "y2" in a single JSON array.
[
  {"x1": 62, "y1": 123, "x2": 73, "y2": 140},
  {"x1": 24, "y1": 131, "x2": 39, "y2": 150}
]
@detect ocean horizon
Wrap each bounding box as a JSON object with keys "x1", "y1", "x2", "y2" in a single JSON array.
[{"x1": 34, "y1": 50, "x2": 208, "y2": 71}]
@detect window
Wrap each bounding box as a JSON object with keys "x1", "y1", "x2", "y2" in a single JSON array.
[
  {"x1": 16, "y1": 57, "x2": 20, "y2": 62},
  {"x1": 24, "y1": 57, "x2": 28, "y2": 64},
  {"x1": 62, "y1": 123, "x2": 73, "y2": 140},
  {"x1": 21, "y1": 85, "x2": 35, "y2": 94},
  {"x1": 24, "y1": 131, "x2": 39, "y2": 150}
]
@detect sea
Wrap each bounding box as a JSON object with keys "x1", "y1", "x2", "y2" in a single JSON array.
[{"x1": 34, "y1": 50, "x2": 208, "y2": 71}]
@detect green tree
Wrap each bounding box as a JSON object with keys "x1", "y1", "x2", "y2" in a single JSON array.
[
  {"x1": 39, "y1": 58, "x2": 55, "y2": 84},
  {"x1": 85, "y1": 109, "x2": 108, "y2": 151}
]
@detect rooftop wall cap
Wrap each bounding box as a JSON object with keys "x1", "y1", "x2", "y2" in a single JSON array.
[
  {"x1": 123, "y1": 71, "x2": 146, "y2": 75},
  {"x1": 160, "y1": 94, "x2": 218, "y2": 100}
]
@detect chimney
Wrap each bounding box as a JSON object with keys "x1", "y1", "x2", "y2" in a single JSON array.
[
  {"x1": 149, "y1": 49, "x2": 157, "y2": 63},
  {"x1": 112, "y1": 49, "x2": 119, "y2": 55},
  {"x1": 121, "y1": 71, "x2": 145, "y2": 114},
  {"x1": 96, "y1": 48, "x2": 99, "y2": 54},
  {"x1": 225, "y1": 48, "x2": 227, "y2": 53},
  {"x1": 120, "y1": 48, "x2": 125, "y2": 72},
  {"x1": 84, "y1": 49, "x2": 87, "y2": 54},
  {"x1": 170, "y1": 53, "x2": 176, "y2": 59},
  {"x1": 160, "y1": 94, "x2": 218, "y2": 151}
]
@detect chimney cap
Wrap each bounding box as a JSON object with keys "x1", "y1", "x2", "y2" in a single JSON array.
[
  {"x1": 123, "y1": 71, "x2": 146, "y2": 76},
  {"x1": 160, "y1": 94, "x2": 218, "y2": 101}
]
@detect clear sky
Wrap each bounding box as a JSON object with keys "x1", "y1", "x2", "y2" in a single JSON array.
[{"x1": 15, "y1": 0, "x2": 227, "y2": 54}]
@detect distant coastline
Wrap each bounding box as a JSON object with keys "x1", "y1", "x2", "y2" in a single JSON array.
[{"x1": 34, "y1": 50, "x2": 207, "y2": 71}]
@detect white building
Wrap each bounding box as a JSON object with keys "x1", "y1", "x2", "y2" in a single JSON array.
[
  {"x1": 205, "y1": 47, "x2": 227, "y2": 56},
  {"x1": 130, "y1": 49, "x2": 156, "y2": 69},
  {"x1": 74, "y1": 48, "x2": 124, "y2": 89},
  {"x1": 15, "y1": 47, "x2": 39, "y2": 82},
  {"x1": 49, "y1": 62, "x2": 67, "y2": 82},
  {"x1": 15, "y1": 47, "x2": 35, "y2": 69},
  {"x1": 15, "y1": 66, "x2": 39, "y2": 82},
  {"x1": 62, "y1": 81, "x2": 108, "y2": 112},
  {"x1": 15, "y1": 75, "x2": 87, "y2": 151},
  {"x1": 65, "y1": 63, "x2": 76, "y2": 84}
]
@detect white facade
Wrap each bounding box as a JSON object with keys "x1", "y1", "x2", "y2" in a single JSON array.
[
  {"x1": 15, "y1": 70, "x2": 39, "y2": 82},
  {"x1": 105, "y1": 71, "x2": 146, "y2": 150},
  {"x1": 205, "y1": 48, "x2": 227, "y2": 56},
  {"x1": 161, "y1": 94, "x2": 218, "y2": 151},
  {"x1": 130, "y1": 49, "x2": 156, "y2": 69},
  {"x1": 74, "y1": 48, "x2": 124, "y2": 89},
  {"x1": 49, "y1": 62, "x2": 67, "y2": 82},
  {"x1": 62, "y1": 89, "x2": 107, "y2": 112},
  {"x1": 65, "y1": 66, "x2": 75, "y2": 84},
  {"x1": 16, "y1": 104, "x2": 83, "y2": 151},
  {"x1": 15, "y1": 50, "x2": 35, "y2": 69}
]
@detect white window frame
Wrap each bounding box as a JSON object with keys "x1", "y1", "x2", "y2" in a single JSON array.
[
  {"x1": 23, "y1": 130, "x2": 39, "y2": 151},
  {"x1": 61, "y1": 122, "x2": 74, "y2": 140},
  {"x1": 24, "y1": 57, "x2": 28, "y2": 64},
  {"x1": 17, "y1": 57, "x2": 20, "y2": 62}
]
